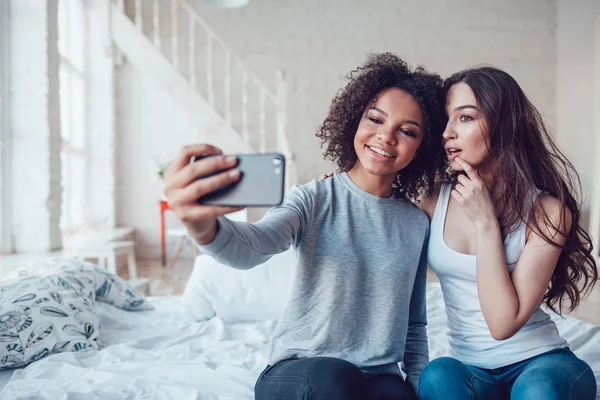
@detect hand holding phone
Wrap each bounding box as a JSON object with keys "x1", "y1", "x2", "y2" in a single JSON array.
[
  {"x1": 192, "y1": 153, "x2": 285, "y2": 207},
  {"x1": 162, "y1": 144, "x2": 246, "y2": 245}
]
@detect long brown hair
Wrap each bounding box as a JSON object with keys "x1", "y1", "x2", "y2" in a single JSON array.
[{"x1": 445, "y1": 67, "x2": 598, "y2": 314}]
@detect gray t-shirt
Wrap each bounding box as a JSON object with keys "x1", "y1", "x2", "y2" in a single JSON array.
[{"x1": 197, "y1": 172, "x2": 429, "y2": 390}]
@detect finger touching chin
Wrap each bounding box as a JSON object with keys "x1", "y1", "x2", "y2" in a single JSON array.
[{"x1": 449, "y1": 160, "x2": 464, "y2": 171}]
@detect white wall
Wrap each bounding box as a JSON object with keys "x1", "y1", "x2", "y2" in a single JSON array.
[
  {"x1": 117, "y1": 0, "x2": 559, "y2": 259},
  {"x1": 188, "y1": 0, "x2": 557, "y2": 182},
  {"x1": 556, "y1": 0, "x2": 600, "y2": 226},
  {"x1": 115, "y1": 62, "x2": 207, "y2": 259}
]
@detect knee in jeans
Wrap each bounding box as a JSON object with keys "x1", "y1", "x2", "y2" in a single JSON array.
[
  {"x1": 421, "y1": 357, "x2": 464, "y2": 384},
  {"x1": 419, "y1": 357, "x2": 467, "y2": 397},
  {"x1": 511, "y1": 375, "x2": 562, "y2": 399},
  {"x1": 512, "y1": 366, "x2": 596, "y2": 400}
]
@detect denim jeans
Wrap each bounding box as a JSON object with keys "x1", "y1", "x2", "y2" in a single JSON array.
[
  {"x1": 418, "y1": 348, "x2": 597, "y2": 400},
  {"x1": 254, "y1": 357, "x2": 416, "y2": 400}
]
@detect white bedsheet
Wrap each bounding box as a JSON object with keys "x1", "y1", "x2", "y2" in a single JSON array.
[{"x1": 0, "y1": 283, "x2": 598, "y2": 399}]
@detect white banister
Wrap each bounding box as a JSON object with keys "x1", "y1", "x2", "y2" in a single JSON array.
[
  {"x1": 111, "y1": 0, "x2": 295, "y2": 186},
  {"x1": 171, "y1": 0, "x2": 178, "y2": 70},
  {"x1": 206, "y1": 35, "x2": 214, "y2": 107},
  {"x1": 275, "y1": 69, "x2": 295, "y2": 186},
  {"x1": 153, "y1": 0, "x2": 160, "y2": 50},
  {"x1": 241, "y1": 71, "x2": 249, "y2": 144},
  {"x1": 189, "y1": 17, "x2": 196, "y2": 89},
  {"x1": 275, "y1": 70, "x2": 287, "y2": 152},
  {"x1": 224, "y1": 51, "x2": 232, "y2": 125},
  {"x1": 134, "y1": 0, "x2": 142, "y2": 30},
  {"x1": 259, "y1": 88, "x2": 266, "y2": 152},
  {"x1": 178, "y1": 0, "x2": 276, "y2": 106}
]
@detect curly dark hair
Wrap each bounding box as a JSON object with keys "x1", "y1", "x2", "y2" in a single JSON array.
[{"x1": 316, "y1": 52, "x2": 448, "y2": 201}]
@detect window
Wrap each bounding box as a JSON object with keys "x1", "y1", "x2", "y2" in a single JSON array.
[
  {"x1": 0, "y1": 0, "x2": 10, "y2": 253},
  {"x1": 58, "y1": 0, "x2": 90, "y2": 236}
]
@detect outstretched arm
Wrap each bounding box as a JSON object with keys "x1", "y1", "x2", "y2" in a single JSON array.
[
  {"x1": 196, "y1": 189, "x2": 311, "y2": 269},
  {"x1": 164, "y1": 144, "x2": 311, "y2": 270}
]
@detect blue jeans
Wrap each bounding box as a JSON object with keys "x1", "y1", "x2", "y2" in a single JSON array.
[
  {"x1": 418, "y1": 348, "x2": 597, "y2": 400},
  {"x1": 255, "y1": 357, "x2": 416, "y2": 400}
]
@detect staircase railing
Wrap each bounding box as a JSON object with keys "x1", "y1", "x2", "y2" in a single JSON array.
[{"x1": 112, "y1": 0, "x2": 296, "y2": 187}]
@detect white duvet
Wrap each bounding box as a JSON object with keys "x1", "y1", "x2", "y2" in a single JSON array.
[{"x1": 0, "y1": 283, "x2": 598, "y2": 400}]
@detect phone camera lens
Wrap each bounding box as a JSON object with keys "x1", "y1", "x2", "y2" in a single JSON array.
[{"x1": 272, "y1": 158, "x2": 283, "y2": 166}]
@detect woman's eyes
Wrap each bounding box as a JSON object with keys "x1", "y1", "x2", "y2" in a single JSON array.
[
  {"x1": 400, "y1": 129, "x2": 416, "y2": 138},
  {"x1": 368, "y1": 117, "x2": 416, "y2": 137},
  {"x1": 460, "y1": 115, "x2": 474, "y2": 122}
]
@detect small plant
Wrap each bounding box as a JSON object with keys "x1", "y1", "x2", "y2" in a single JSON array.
[{"x1": 156, "y1": 160, "x2": 171, "y2": 181}]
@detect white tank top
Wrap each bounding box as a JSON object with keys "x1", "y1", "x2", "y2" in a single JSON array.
[{"x1": 428, "y1": 183, "x2": 567, "y2": 368}]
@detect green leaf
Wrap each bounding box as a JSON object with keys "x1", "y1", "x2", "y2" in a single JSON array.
[
  {"x1": 26, "y1": 323, "x2": 54, "y2": 347},
  {"x1": 0, "y1": 333, "x2": 19, "y2": 342},
  {"x1": 6, "y1": 343, "x2": 23, "y2": 354},
  {"x1": 11, "y1": 293, "x2": 36, "y2": 303},
  {"x1": 95, "y1": 281, "x2": 111, "y2": 298},
  {"x1": 28, "y1": 348, "x2": 49, "y2": 362},
  {"x1": 40, "y1": 307, "x2": 69, "y2": 318},
  {"x1": 62, "y1": 324, "x2": 83, "y2": 337},
  {"x1": 51, "y1": 341, "x2": 70, "y2": 353},
  {"x1": 17, "y1": 316, "x2": 32, "y2": 333},
  {"x1": 72, "y1": 342, "x2": 92, "y2": 352},
  {"x1": 50, "y1": 292, "x2": 62, "y2": 304},
  {"x1": 1, "y1": 355, "x2": 23, "y2": 366}
]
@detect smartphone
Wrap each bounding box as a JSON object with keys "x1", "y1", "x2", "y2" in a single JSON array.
[{"x1": 191, "y1": 153, "x2": 285, "y2": 207}]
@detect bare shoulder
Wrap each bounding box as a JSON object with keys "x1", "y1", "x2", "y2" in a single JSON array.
[
  {"x1": 417, "y1": 181, "x2": 443, "y2": 221},
  {"x1": 530, "y1": 193, "x2": 573, "y2": 237}
]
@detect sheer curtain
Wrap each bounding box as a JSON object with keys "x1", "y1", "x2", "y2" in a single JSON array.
[
  {"x1": 58, "y1": 0, "x2": 91, "y2": 237},
  {"x1": 0, "y1": 0, "x2": 10, "y2": 253}
]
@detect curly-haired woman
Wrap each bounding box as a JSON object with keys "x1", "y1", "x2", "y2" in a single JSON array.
[{"x1": 162, "y1": 53, "x2": 448, "y2": 400}]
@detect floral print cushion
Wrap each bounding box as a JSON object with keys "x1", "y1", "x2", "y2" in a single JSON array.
[
  {"x1": 0, "y1": 273, "x2": 102, "y2": 370},
  {"x1": 5, "y1": 258, "x2": 153, "y2": 311}
]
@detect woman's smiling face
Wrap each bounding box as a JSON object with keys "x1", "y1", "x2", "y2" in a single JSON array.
[{"x1": 352, "y1": 87, "x2": 424, "y2": 183}]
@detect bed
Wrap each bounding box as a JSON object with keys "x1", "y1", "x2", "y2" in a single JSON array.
[{"x1": 0, "y1": 256, "x2": 598, "y2": 399}]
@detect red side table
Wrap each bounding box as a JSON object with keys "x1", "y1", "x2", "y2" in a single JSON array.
[{"x1": 159, "y1": 199, "x2": 170, "y2": 266}]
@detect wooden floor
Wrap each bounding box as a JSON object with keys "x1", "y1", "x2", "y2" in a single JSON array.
[{"x1": 118, "y1": 258, "x2": 195, "y2": 297}]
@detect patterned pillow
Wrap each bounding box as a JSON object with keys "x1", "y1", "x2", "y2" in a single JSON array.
[
  {"x1": 0, "y1": 273, "x2": 102, "y2": 370},
  {"x1": 4, "y1": 258, "x2": 152, "y2": 311}
]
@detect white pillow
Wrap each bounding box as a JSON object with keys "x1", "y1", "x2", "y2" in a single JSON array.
[
  {"x1": 4, "y1": 259, "x2": 153, "y2": 311},
  {"x1": 183, "y1": 249, "x2": 296, "y2": 322}
]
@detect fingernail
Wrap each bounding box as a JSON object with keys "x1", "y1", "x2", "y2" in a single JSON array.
[
  {"x1": 225, "y1": 156, "x2": 237, "y2": 164},
  {"x1": 229, "y1": 169, "x2": 240, "y2": 178}
]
